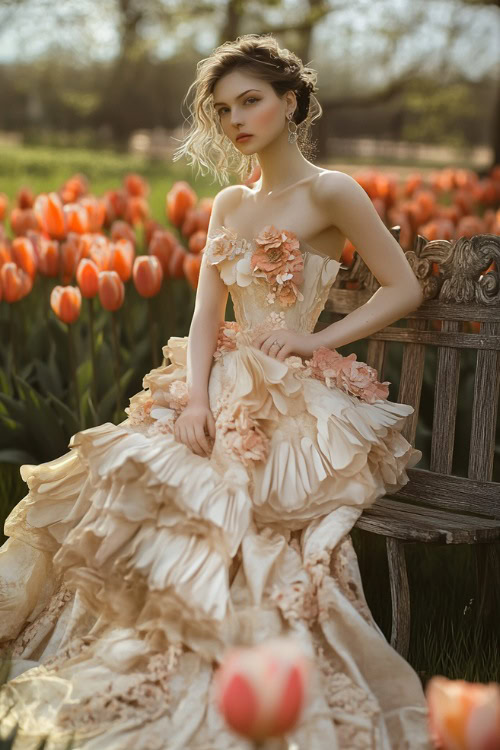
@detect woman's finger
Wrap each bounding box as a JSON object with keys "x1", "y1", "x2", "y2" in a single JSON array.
[
  {"x1": 194, "y1": 423, "x2": 210, "y2": 456},
  {"x1": 206, "y1": 410, "x2": 216, "y2": 439},
  {"x1": 187, "y1": 424, "x2": 204, "y2": 456}
]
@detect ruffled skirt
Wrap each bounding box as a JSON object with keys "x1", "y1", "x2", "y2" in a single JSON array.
[{"x1": 0, "y1": 332, "x2": 430, "y2": 749}]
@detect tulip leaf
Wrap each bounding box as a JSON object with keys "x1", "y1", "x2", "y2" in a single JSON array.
[
  {"x1": 76, "y1": 359, "x2": 92, "y2": 396},
  {"x1": 12, "y1": 376, "x2": 69, "y2": 461},
  {"x1": 46, "y1": 393, "x2": 81, "y2": 437},
  {"x1": 34, "y1": 358, "x2": 64, "y2": 401},
  {"x1": 97, "y1": 368, "x2": 134, "y2": 424}
]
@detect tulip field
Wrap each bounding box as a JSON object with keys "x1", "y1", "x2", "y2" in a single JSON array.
[{"x1": 0, "y1": 145, "x2": 499, "y2": 685}]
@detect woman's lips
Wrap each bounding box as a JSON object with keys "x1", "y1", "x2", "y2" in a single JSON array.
[{"x1": 236, "y1": 135, "x2": 253, "y2": 142}]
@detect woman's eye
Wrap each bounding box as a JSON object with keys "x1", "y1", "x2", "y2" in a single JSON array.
[{"x1": 218, "y1": 98, "x2": 259, "y2": 116}]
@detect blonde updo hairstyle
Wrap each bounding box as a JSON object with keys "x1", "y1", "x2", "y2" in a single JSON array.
[{"x1": 172, "y1": 33, "x2": 322, "y2": 185}]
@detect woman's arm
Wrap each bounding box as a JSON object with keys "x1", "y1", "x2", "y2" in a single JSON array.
[
  {"x1": 311, "y1": 171, "x2": 424, "y2": 350},
  {"x1": 185, "y1": 187, "x2": 234, "y2": 406}
]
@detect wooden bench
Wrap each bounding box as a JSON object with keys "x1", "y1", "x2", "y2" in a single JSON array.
[{"x1": 322, "y1": 229, "x2": 500, "y2": 659}]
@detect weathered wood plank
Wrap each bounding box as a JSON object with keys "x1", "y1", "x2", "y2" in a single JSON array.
[
  {"x1": 326, "y1": 296, "x2": 500, "y2": 324},
  {"x1": 469, "y1": 320, "x2": 500, "y2": 482},
  {"x1": 431, "y1": 320, "x2": 461, "y2": 474},
  {"x1": 396, "y1": 468, "x2": 500, "y2": 517},
  {"x1": 397, "y1": 318, "x2": 426, "y2": 444},
  {"x1": 386, "y1": 538, "x2": 411, "y2": 658}
]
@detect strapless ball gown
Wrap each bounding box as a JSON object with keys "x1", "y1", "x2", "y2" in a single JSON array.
[{"x1": 0, "y1": 225, "x2": 430, "y2": 749}]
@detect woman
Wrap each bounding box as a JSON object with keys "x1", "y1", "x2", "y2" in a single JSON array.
[{"x1": 0, "y1": 33, "x2": 430, "y2": 749}]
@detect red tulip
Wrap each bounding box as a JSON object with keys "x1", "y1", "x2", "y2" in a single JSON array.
[
  {"x1": 50, "y1": 285, "x2": 81, "y2": 324},
  {"x1": 133, "y1": 255, "x2": 163, "y2": 298},
  {"x1": 10, "y1": 207, "x2": 38, "y2": 236},
  {"x1": 11, "y1": 237, "x2": 37, "y2": 280},
  {"x1": 17, "y1": 186, "x2": 35, "y2": 209},
  {"x1": 0, "y1": 193, "x2": 8, "y2": 222},
  {"x1": 34, "y1": 192, "x2": 66, "y2": 239},
  {"x1": 64, "y1": 202, "x2": 90, "y2": 234},
  {"x1": 124, "y1": 173, "x2": 149, "y2": 197},
  {"x1": 110, "y1": 239, "x2": 134, "y2": 282},
  {"x1": 98, "y1": 270, "x2": 124, "y2": 311},
  {"x1": 38, "y1": 239, "x2": 60, "y2": 277},
  {"x1": 149, "y1": 229, "x2": 176, "y2": 275},
  {"x1": 168, "y1": 244, "x2": 187, "y2": 279},
  {"x1": 426, "y1": 676, "x2": 500, "y2": 750},
  {"x1": 0, "y1": 262, "x2": 33, "y2": 303},
  {"x1": 76, "y1": 258, "x2": 99, "y2": 298},
  {"x1": 214, "y1": 638, "x2": 310, "y2": 741},
  {"x1": 166, "y1": 181, "x2": 197, "y2": 227},
  {"x1": 183, "y1": 252, "x2": 202, "y2": 289}
]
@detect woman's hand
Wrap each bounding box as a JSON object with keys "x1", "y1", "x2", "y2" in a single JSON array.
[
  {"x1": 173, "y1": 401, "x2": 215, "y2": 457},
  {"x1": 251, "y1": 329, "x2": 320, "y2": 361}
]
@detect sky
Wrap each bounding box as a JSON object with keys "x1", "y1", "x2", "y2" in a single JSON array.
[{"x1": 0, "y1": 0, "x2": 498, "y2": 83}]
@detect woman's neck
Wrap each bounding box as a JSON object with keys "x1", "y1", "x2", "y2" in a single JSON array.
[{"x1": 254, "y1": 136, "x2": 316, "y2": 196}]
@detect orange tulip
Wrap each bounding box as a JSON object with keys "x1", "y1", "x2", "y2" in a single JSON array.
[
  {"x1": 404, "y1": 173, "x2": 424, "y2": 198},
  {"x1": 426, "y1": 676, "x2": 500, "y2": 750},
  {"x1": 11, "y1": 237, "x2": 38, "y2": 280},
  {"x1": 456, "y1": 215, "x2": 485, "y2": 238},
  {"x1": 168, "y1": 244, "x2": 187, "y2": 279},
  {"x1": 188, "y1": 229, "x2": 207, "y2": 255},
  {"x1": 60, "y1": 233, "x2": 88, "y2": 284},
  {"x1": 60, "y1": 174, "x2": 89, "y2": 204},
  {"x1": 64, "y1": 202, "x2": 90, "y2": 234},
  {"x1": 38, "y1": 239, "x2": 60, "y2": 277},
  {"x1": 110, "y1": 239, "x2": 134, "y2": 282},
  {"x1": 132, "y1": 255, "x2": 163, "y2": 298},
  {"x1": 166, "y1": 181, "x2": 197, "y2": 227},
  {"x1": 98, "y1": 270, "x2": 125, "y2": 311},
  {"x1": 181, "y1": 206, "x2": 211, "y2": 237},
  {"x1": 17, "y1": 186, "x2": 35, "y2": 209},
  {"x1": 50, "y1": 285, "x2": 82, "y2": 324},
  {"x1": 183, "y1": 252, "x2": 202, "y2": 289},
  {"x1": 10, "y1": 207, "x2": 38, "y2": 236},
  {"x1": 111, "y1": 220, "x2": 136, "y2": 247},
  {"x1": 214, "y1": 638, "x2": 310, "y2": 741},
  {"x1": 76, "y1": 258, "x2": 99, "y2": 298},
  {"x1": 124, "y1": 173, "x2": 149, "y2": 197},
  {"x1": 149, "y1": 230, "x2": 177, "y2": 275},
  {"x1": 144, "y1": 218, "x2": 164, "y2": 247},
  {"x1": 80, "y1": 196, "x2": 106, "y2": 233},
  {"x1": 89, "y1": 235, "x2": 112, "y2": 272},
  {"x1": 0, "y1": 262, "x2": 33, "y2": 303},
  {"x1": 354, "y1": 171, "x2": 379, "y2": 200},
  {"x1": 0, "y1": 192, "x2": 8, "y2": 222},
  {"x1": 103, "y1": 188, "x2": 128, "y2": 226},
  {"x1": 34, "y1": 192, "x2": 66, "y2": 239},
  {"x1": 0, "y1": 241, "x2": 12, "y2": 270},
  {"x1": 125, "y1": 195, "x2": 150, "y2": 225}
]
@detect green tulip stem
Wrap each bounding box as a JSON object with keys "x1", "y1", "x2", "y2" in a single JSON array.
[
  {"x1": 162, "y1": 276, "x2": 175, "y2": 344},
  {"x1": 67, "y1": 323, "x2": 81, "y2": 429},
  {"x1": 9, "y1": 303, "x2": 17, "y2": 379},
  {"x1": 87, "y1": 297, "x2": 98, "y2": 416},
  {"x1": 148, "y1": 297, "x2": 159, "y2": 368},
  {"x1": 110, "y1": 311, "x2": 122, "y2": 418}
]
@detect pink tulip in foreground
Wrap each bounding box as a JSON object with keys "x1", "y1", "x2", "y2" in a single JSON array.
[
  {"x1": 213, "y1": 638, "x2": 310, "y2": 741},
  {"x1": 426, "y1": 675, "x2": 500, "y2": 750}
]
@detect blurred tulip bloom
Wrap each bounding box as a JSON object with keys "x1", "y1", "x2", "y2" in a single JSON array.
[
  {"x1": 214, "y1": 638, "x2": 310, "y2": 741},
  {"x1": 133, "y1": 255, "x2": 163, "y2": 298},
  {"x1": 149, "y1": 230, "x2": 177, "y2": 275},
  {"x1": 111, "y1": 220, "x2": 136, "y2": 247},
  {"x1": 60, "y1": 234, "x2": 84, "y2": 284},
  {"x1": 183, "y1": 252, "x2": 202, "y2": 289},
  {"x1": 0, "y1": 262, "x2": 33, "y2": 303},
  {"x1": 11, "y1": 237, "x2": 38, "y2": 281},
  {"x1": 60, "y1": 173, "x2": 89, "y2": 204},
  {"x1": 98, "y1": 270, "x2": 125, "y2": 311},
  {"x1": 125, "y1": 195, "x2": 150, "y2": 225},
  {"x1": 76, "y1": 258, "x2": 99, "y2": 298},
  {"x1": 38, "y1": 238, "x2": 60, "y2": 277},
  {"x1": 64, "y1": 203, "x2": 90, "y2": 234},
  {"x1": 0, "y1": 240, "x2": 12, "y2": 270},
  {"x1": 0, "y1": 192, "x2": 8, "y2": 222},
  {"x1": 16, "y1": 186, "x2": 35, "y2": 209},
  {"x1": 81, "y1": 196, "x2": 106, "y2": 233},
  {"x1": 50, "y1": 285, "x2": 82, "y2": 325},
  {"x1": 10, "y1": 207, "x2": 39, "y2": 237},
  {"x1": 169, "y1": 244, "x2": 187, "y2": 279},
  {"x1": 166, "y1": 181, "x2": 197, "y2": 228},
  {"x1": 110, "y1": 239, "x2": 134, "y2": 282},
  {"x1": 426, "y1": 676, "x2": 500, "y2": 750},
  {"x1": 34, "y1": 192, "x2": 67, "y2": 239},
  {"x1": 124, "y1": 173, "x2": 150, "y2": 197}
]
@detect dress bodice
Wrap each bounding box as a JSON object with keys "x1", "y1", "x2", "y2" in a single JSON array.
[{"x1": 204, "y1": 224, "x2": 342, "y2": 335}]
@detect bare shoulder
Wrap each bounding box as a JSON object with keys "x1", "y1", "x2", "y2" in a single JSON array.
[
  {"x1": 312, "y1": 169, "x2": 364, "y2": 206},
  {"x1": 212, "y1": 183, "x2": 246, "y2": 218}
]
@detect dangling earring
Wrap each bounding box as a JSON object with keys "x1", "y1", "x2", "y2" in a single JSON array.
[{"x1": 287, "y1": 112, "x2": 298, "y2": 144}]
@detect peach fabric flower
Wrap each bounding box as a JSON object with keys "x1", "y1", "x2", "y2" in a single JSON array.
[
  {"x1": 205, "y1": 225, "x2": 248, "y2": 265},
  {"x1": 251, "y1": 225, "x2": 304, "y2": 307},
  {"x1": 213, "y1": 321, "x2": 240, "y2": 360},
  {"x1": 305, "y1": 347, "x2": 390, "y2": 403},
  {"x1": 219, "y1": 403, "x2": 270, "y2": 466}
]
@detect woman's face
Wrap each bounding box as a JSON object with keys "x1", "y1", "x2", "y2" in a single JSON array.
[{"x1": 212, "y1": 69, "x2": 294, "y2": 152}]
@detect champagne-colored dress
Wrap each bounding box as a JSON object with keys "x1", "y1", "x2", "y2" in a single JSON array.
[{"x1": 0, "y1": 225, "x2": 431, "y2": 749}]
